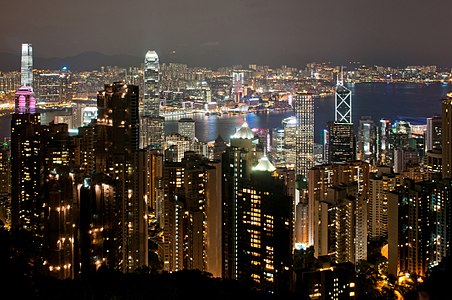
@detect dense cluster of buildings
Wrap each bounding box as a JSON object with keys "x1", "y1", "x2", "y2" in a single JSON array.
[{"x1": 0, "y1": 43, "x2": 451, "y2": 299}]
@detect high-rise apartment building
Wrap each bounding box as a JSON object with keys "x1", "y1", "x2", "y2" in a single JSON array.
[
  {"x1": 442, "y1": 92, "x2": 452, "y2": 179},
  {"x1": 368, "y1": 166, "x2": 401, "y2": 241},
  {"x1": 160, "y1": 153, "x2": 222, "y2": 275},
  {"x1": 308, "y1": 161, "x2": 369, "y2": 263},
  {"x1": 388, "y1": 179, "x2": 452, "y2": 278},
  {"x1": 95, "y1": 82, "x2": 147, "y2": 272},
  {"x1": 236, "y1": 159, "x2": 293, "y2": 294},
  {"x1": 222, "y1": 120, "x2": 260, "y2": 280}
]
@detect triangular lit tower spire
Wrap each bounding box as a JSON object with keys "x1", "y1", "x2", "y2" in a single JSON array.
[{"x1": 335, "y1": 66, "x2": 352, "y2": 123}]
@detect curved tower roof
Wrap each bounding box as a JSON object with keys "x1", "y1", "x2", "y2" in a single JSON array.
[
  {"x1": 231, "y1": 121, "x2": 255, "y2": 140},
  {"x1": 253, "y1": 155, "x2": 276, "y2": 172},
  {"x1": 145, "y1": 50, "x2": 159, "y2": 61}
]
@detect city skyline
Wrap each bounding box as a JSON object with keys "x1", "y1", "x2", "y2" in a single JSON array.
[
  {"x1": 1, "y1": 0, "x2": 452, "y2": 69},
  {"x1": 2, "y1": 1, "x2": 452, "y2": 295}
]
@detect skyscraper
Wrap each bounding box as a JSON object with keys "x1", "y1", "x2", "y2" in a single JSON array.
[
  {"x1": 294, "y1": 92, "x2": 315, "y2": 177},
  {"x1": 232, "y1": 71, "x2": 244, "y2": 102},
  {"x1": 308, "y1": 161, "x2": 369, "y2": 263},
  {"x1": 426, "y1": 115, "x2": 442, "y2": 152},
  {"x1": 143, "y1": 50, "x2": 160, "y2": 118},
  {"x1": 222, "y1": 120, "x2": 260, "y2": 280},
  {"x1": 11, "y1": 86, "x2": 42, "y2": 232},
  {"x1": 377, "y1": 119, "x2": 392, "y2": 165},
  {"x1": 160, "y1": 153, "x2": 222, "y2": 275},
  {"x1": 368, "y1": 166, "x2": 400, "y2": 241},
  {"x1": 357, "y1": 116, "x2": 376, "y2": 164},
  {"x1": 95, "y1": 82, "x2": 147, "y2": 271},
  {"x1": 442, "y1": 92, "x2": 452, "y2": 179},
  {"x1": 141, "y1": 51, "x2": 164, "y2": 150},
  {"x1": 335, "y1": 69, "x2": 352, "y2": 124},
  {"x1": 236, "y1": 159, "x2": 293, "y2": 294},
  {"x1": 327, "y1": 70, "x2": 355, "y2": 164},
  {"x1": 327, "y1": 121, "x2": 355, "y2": 163},
  {"x1": 21, "y1": 43, "x2": 33, "y2": 88},
  {"x1": 388, "y1": 179, "x2": 452, "y2": 278}
]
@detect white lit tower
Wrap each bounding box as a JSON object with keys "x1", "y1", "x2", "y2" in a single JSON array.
[
  {"x1": 328, "y1": 67, "x2": 355, "y2": 163},
  {"x1": 335, "y1": 67, "x2": 352, "y2": 124},
  {"x1": 232, "y1": 71, "x2": 244, "y2": 103},
  {"x1": 143, "y1": 50, "x2": 160, "y2": 117},
  {"x1": 141, "y1": 50, "x2": 164, "y2": 149},
  {"x1": 21, "y1": 43, "x2": 33, "y2": 88}
]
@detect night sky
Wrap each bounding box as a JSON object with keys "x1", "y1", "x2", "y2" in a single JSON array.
[{"x1": 1, "y1": 0, "x2": 450, "y2": 67}]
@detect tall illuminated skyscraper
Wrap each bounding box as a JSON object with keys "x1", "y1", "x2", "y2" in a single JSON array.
[
  {"x1": 222, "y1": 120, "x2": 260, "y2": 280},
  {"x1": 143, "y1": 50, "x2": 160, "y2": 117},
  {"x1": 335, "y1": 68, "x2": 352, "y2": 124},
  {"x1": 328, "y1": 70, "x2": 355, "y2": 163},
  {"x1": 11, "y1": 87, "x2": 42, "y2": 232},
  {"x1": 294, "y1": 92, "x2": 315, "y2": 177},
  {"x1": 21, "y1": 43, "x2": 33, "y2": 88},
  {"x1": 141, "y1": 50, "x2": 164, "y2": 149},
  {"x1": 236, "y1": 160, "x2": 293, "y2": 294}
]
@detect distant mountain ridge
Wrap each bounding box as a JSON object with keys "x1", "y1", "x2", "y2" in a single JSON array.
[{"x1": 0, "y1": 51, "x2": 143, "y2": 72}]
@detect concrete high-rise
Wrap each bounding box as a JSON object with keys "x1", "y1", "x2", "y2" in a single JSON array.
[{"x1": 21, "y1": 43, "x2": 33, "y2": 88}]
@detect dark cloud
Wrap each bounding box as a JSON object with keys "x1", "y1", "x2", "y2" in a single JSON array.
[{"x1": 0, "y1": 0, "x2": 450, "y2": 67}]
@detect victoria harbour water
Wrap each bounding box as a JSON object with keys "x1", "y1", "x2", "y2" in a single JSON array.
[{"x1": 0, "y1": 82, "x2": 450, "y2": 143}]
